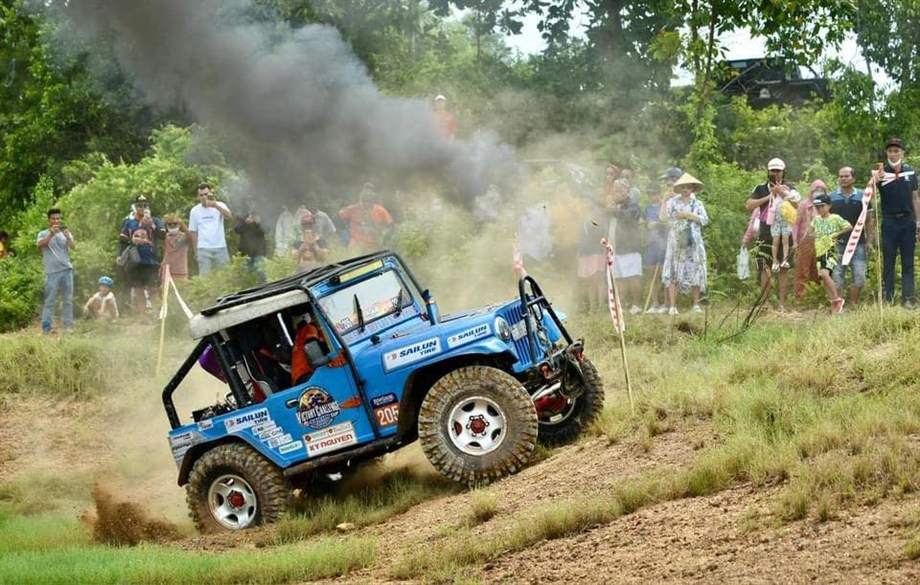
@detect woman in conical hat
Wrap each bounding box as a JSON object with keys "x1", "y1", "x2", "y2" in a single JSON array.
[{"x1": 661, "y1": 173, "x2": 709, "y2": 315}]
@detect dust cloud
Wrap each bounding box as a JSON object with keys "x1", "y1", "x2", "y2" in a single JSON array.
[{"x1": 84, "y1": 483, "x2": 182, "y2": 546}]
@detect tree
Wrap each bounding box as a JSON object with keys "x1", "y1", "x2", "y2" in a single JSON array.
[{"x1": 0, "y1": 0, "x2": 171, "y2": 218}]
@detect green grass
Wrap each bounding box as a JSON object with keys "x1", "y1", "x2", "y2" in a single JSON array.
[
  {"x1": 0, "y1": 473, "x2": 94, "y2": 515},
  {"x1": 274, "y1": 468, "x2": 460, "y2": 543},
  {"x1": 6, "y1": 302, "x2": 920, "y2": 580},
  {"x1": 0, "y1": 511, "x2": 375, "y2": 584}
]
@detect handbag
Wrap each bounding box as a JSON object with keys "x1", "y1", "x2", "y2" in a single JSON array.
[
  {"x1": 683, "y1": 224, "x2": 694, "y2": 248},
  {"x1": 736, "y1": 247, "x2": 750, "y2": 280},
  {"x1": 116, "y1": 245, "x2": 141, "y2": 268}
]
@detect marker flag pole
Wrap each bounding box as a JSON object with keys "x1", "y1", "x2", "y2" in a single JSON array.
[{"x1": 602, "y1": 237, "x2": 634, "y2": 413}]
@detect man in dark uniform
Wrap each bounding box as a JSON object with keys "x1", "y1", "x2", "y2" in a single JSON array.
[
  {"x1": 877, "y1": 138, "x2": 920, "y2": 308},
  {"x1": 745, "y1": 158, "x2": 801, "y2": 312}
]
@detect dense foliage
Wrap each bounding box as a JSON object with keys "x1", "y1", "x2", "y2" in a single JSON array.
[{"x1": 0, "y1": 0, "x2": 912, "y2": 331}]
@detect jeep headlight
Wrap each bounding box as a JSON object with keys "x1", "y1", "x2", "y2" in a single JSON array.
[{"x1": 495, "y1": 317, "x2": 512, "y2": 341}]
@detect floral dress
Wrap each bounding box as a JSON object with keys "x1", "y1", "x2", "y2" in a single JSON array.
[{"x1": 662, "y1": 195, "x2": 709, "y2": 293}]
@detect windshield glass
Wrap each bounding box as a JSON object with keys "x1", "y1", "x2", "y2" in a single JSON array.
[{"x1": 318, "y1": 269, "x2": 414, "y2": 335}]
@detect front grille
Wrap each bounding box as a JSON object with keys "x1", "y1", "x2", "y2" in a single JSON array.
[{"x1": 502, "y1": 303, "x2": 536, "y2": 367}]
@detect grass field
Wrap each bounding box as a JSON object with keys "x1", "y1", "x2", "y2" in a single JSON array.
[{"x1": 2, "y1": 298, "x2": 920, "y2": 582}]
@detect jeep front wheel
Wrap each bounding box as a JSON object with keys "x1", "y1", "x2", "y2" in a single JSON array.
[
  {"x1": 186, "y1": 443, "x2": 292, "y2": 532},
  {"x1": 536, "y1": 357, "x2": 604, "y2": 446},
  {"x1": 418, "y1": 366, "x2": 537, "y2": 486}
]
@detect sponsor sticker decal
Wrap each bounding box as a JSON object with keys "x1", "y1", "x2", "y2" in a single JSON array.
[
  {"x1": 447, "y1": 323, "x2": 491, "y2": 348},
  {"x1": 252, "y1": 422, "x2": 277, "y2": 436},
  {"x1": 169, "y1": 431, "x2": 195, "y2": 447},
  {"x1": 225, "y1": 408, "x2": 270, "y2": 432},
  {"x1": 197, "y1": 419, "x2": 213, "y2": 431},
  {"x1": 384, "y1": 337, "x2": 440, "y2": 371},
  {"x1": 371, "y1": 393, "x2": 397, "y2": 408},
  {"x1": 296, "y1": 387, "x2": 341, "y2": 429},
  {"x1": 304, "y1": 421, "x2": 357, "y2": 457},
  {"x1": 259, "y1": 427, "x2": 283, "y2": 442},
  {"x1": 278, "y1": 440, "x2": 303, "y2": 454},
  {"x1": 269, "y1": 433, "x2": 293, "y2": 448}
]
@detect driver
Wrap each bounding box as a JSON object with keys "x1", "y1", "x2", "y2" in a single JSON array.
[{"x1": 291, "y1": 311, "x2": 327, "y2": 385}]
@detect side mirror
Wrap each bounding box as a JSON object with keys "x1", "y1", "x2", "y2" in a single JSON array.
[{"x1": 303, "y1": 339, "x2": 330, "y2": 368}]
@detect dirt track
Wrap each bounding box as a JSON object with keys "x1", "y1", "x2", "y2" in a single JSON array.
[{"x1": 4, "y1": 386, "x2": 920, "y2": 583}]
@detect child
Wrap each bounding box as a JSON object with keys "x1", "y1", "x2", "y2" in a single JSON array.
[
  {"x1": 83, "y1": 276, "x2": 119, "y2": 321},
  {"x1": 161, "y1": 214, "x2": 190, "y2": 280},
  {"x1": 769, "y1": 184, "x2": 800, "y2": 272},
  {"x1": 808, "y1": 194, "x2": 852, "y2": 315}
]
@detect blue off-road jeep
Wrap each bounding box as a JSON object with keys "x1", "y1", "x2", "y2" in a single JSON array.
[{"x1": 163, "y1": 251, "x2": 603, "y2": 532}]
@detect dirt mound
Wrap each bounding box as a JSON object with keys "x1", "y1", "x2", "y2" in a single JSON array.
[{"x1": 85, "y1": 484, "x2": 183, "y2": 546}]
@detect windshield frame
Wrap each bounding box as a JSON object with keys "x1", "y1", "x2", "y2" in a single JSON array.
[{"x1": 316, "y1": 267, "x2": 420, "y2": 339}]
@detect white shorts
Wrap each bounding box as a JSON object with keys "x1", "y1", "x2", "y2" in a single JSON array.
[{"x1": 613, "y1": 252, "x2": 642, "y2": 278}]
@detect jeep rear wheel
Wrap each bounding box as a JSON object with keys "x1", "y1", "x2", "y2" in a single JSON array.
[
  {"x1": 418, "y1": 366, "x2": 537, "y2": 486},
  {"x1": 186, "y1": 443, "x2": 292, "y2": 533},
  {"x1": 536, "y1": 358, "x2": 604, "y2": 446}
]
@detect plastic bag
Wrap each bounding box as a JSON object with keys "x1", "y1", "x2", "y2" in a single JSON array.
[{"x1": 736, "y1": 247, "x2": 750, "y2": 280}]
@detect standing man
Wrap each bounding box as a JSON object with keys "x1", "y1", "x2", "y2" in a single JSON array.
[
  {"x1": 829, "y1": 167, "x2": 873, "y2": 307},
  {"x1": 432, "y1": 94, "x2": 458, "y2": 140},
  {"x1": 877, "y1": 138, "x2": 920, "y2": 308},
  {"x1": 235, "y1": 198, "x2": 268, "y2": 283},
  {"x1": 36, "y1": 208, "x2": 75, "y2": 334},
  {"x1": 119, "y1": 195, "x2": 165, "y2": 312},
  {"x1": 745, "y1": 158, "x2": 800, "y2": 313},
  {"x1": 188, "y1": 182, "x2": 232, "y2": 276},
  {"x1": 338, "y1": 182, "x2": 394, "y2": 253}
]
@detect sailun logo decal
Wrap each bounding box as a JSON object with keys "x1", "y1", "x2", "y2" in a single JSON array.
[
  {"x1": 447, "y1": 323, "x2": 491, "y2": 348},
  {"x1": 384, "y1": 338, "x2": 441, "y2": 371}
]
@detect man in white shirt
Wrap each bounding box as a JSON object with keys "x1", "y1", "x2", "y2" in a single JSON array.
[{"x1": 188, "y1": 182, "x2": 232, "y2": 276}]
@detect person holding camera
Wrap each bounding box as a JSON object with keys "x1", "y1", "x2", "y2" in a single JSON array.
[
  {"x1": 745, "y1": 158, "x2": 801, "y2": 313},
  {"x1": 291, "y1": 212, "x2": 330, "y2": 272},
  {"x1": 120, "y1": 195, "x2": 165, "y2": 313},
  {"x1": 188, "y1": 182, "x2": 232, "y2": 276},
  {"x1": 235, "y1": 198, "x2": 268, "y2": 283},
  {"x1": 36, "y1": 207, "x2": 76, "y2": 334}
]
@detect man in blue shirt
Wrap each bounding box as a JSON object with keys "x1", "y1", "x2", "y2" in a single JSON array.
[
  {"x1": 119, "y1": 195, "x2": 165, "y2": 313},
  {"x1": 877, "y1": 138, "x2": 920, "y2": 308},
  {"x1": 829, "y1": 166, "x2": 873, "y2": 307}
]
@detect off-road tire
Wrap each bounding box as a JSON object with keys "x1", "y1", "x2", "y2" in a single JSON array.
[
  {"x1": 418, "y1": 366, "x2": 537, "y2": 486},
  {"x1": 537, "y1": 358, "x2": 604, "y2": 447},
  {"x1": 186, "y1": 443, "x2": 292, "y2": 533}
]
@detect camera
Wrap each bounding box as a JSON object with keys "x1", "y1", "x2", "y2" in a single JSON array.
[{"x1": 59, "y1": 225, "x2": 68, "y2": 231}]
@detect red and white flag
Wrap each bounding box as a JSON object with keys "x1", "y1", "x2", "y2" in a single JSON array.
[
  {"x1": 842, "y1": 164, "x2": 883, "y2": 266},
  {"x1": 601, "y1": 237, "x2": 625, "y2": 334},
  {"x1": 512, "y1": 232, "x2": 528, "y2": 279}
]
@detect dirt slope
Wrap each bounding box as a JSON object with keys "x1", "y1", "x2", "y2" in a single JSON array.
[{"x1": 3, "y1": 391, "x2": 920, "y2": 583}]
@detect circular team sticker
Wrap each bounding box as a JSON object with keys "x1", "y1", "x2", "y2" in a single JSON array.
[{"x1": 296, "y1": 387, "x2": 341, "y2": 429}]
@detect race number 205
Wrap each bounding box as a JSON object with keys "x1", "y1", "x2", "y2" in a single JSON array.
[{"x1": 375, "y1": 403, "x2": 399, "y2": 428}]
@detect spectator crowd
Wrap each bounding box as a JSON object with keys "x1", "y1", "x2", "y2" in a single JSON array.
[{"x1": 12, "y1": 134, "x2": 919, "y2": 335}]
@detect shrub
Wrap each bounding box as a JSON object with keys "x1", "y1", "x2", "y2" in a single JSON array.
[{"x1": 0, "y1": 256, "x2": 43, "y2": 333}]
